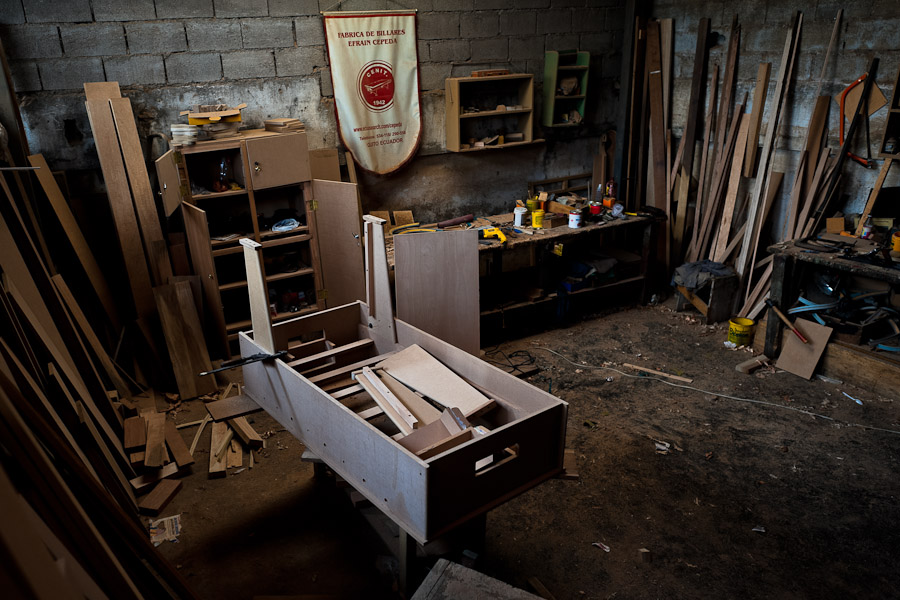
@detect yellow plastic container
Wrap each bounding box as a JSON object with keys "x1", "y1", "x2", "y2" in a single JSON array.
[
  {"x1": 892, "y1": 231, "x2": 900, "y2": 253},
  {"x1": 532, "y1": 209, "x2": 545, "y2": 229},
  {"x1": 728, "y1": 317, "x2": 755, "y2": 346}
]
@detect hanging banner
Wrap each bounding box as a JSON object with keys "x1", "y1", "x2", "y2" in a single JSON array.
[{"x1": 323, "y1": 10, "x2": 421, "y2": 175}]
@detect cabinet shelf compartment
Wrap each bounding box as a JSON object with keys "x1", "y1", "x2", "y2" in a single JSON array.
[
  {"x1": 183, "y1": 147, "x2": 246, "y2": 196},
  {"x1": 542, "y1": 50, "x2": 590, "y2": 128},
  {"x1": 445, "y1": 74, "x2": 536, "y2": 152}
]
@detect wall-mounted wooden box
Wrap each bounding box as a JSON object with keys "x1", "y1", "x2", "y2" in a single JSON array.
[{"x1": 239, "y1": 302, "x2": 567, "y2": 543}]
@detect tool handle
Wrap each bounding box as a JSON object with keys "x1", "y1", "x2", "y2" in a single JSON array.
[
  {"x1": 766, "y1": 300, "x2": 808, "y2": 344},
  {"x1": 437, "y1": 214, "x2": 474, "y2": 228}
]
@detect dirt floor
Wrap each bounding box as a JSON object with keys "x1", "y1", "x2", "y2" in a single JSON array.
[{"x1": 155, "y1": 300, "x2": 900, "y2": 599}]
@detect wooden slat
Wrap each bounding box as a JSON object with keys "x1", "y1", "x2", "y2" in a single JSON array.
[
  {"x1": 138, "y1": 479, "x2": 181, "y2": 516},
  {"x1": 783, "y1": 152, "x2": 809, "y2": 240},
  {"x1": 109, "y1": 97, "x2": 172, "y2": 286},
  {"x1": 712, "y1": 118, "x2": 750, "y2": 261},
  {"x1": 205, "y1": 394, "x2": 262, "y2": 421},
  {"x1": 793, "y1": 146, "x2": 831, "y2": 239},
  {"x1": 240, "y1": 238, "x2": 275, "y2": 354},
  {"x1": 227, "y1": 416, "x2": 263, "y2": 449},
  {"x1": 226, "y1": 439, "x2": 242, "y2": 468},
  {"x1": 307, "y1": 351, "x2": 397, "y2": 384},
  {"x1": 182, "y1": 202, "x2": 229, "y2": 357},
  {"x1": 801, "y1": 96, "x2": 830, "y2": 197},
  {"x1": 356, "y1": 367, "x2": 416, "y2": 434},
  {"x1": 123, "y1": 416, "x2": 145, "y2": 450},
  {"x1": 144, "y1": 413, "x2": 167, "y2": 468},
  {"x1": 681, "y1": 18, "x2": 710, "y2": 177},
  {"x1": 208, "y1": 421, "x2": 228, "y2": 477},
  {"x1": 153, "y1": 281, "x2": 217, "y2": 400},
  {"x1": 713, "y1": 17, "x2": 740, "y2": 174},
  {"x1": 854, "y1": 158, "x2": 893, "y2": 236},
  {"x1": 287, "y1": 338, "x2": 374, "y2": 369},
  {"x1": 164, "y1": 420, "x2": 195, "y2": 468},
  {"x1": 129, "y1": 462, "x2": 180, "y2": 491},
  {"x1": 743, "y1": 63, "x2": 772, "y2": 177},
  {"x1": 378, "y1": 370, "x2": 442, "y2": 427},
  {"x1": 83, "y1": 93, "x2": 154, "y2": 319},
  {"x1": 686, "y1": 65, "x2": 718, "y2": 261}
]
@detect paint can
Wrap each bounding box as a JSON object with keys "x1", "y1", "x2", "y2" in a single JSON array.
[
  {"x1": 727, "y1": 317, "x2": 755, "y2": 346},
  {"x1": 526, "y1": 198, "x2": 539, "y2": 212},
  {"x1": 532, "y1": 209, "x2": 545, "y2": 229},
  {"x1": 589, "y1": 202, "x2": 602, "y2": 216},
  {"x1": 514, "y1": 206, "x2": 528, "y2": 227},
  {"x1": 892, "y1": 231, "x2": 900, "y2": 253},
  {"x1": 568, "y1": 211, "x2": 582, "y2": 228}
]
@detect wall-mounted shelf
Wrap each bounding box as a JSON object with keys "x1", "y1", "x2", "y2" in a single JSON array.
[
  {"x1": 878, "y1": 64, "x2": 900, "y2": 159},
  {"x1": 542, "y1": 50, "x2": 590, "y2": 128}
]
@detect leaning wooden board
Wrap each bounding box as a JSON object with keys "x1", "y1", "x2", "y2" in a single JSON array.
[{"x1": 240, "y1": 302, "x2": 567, "y2": 543}]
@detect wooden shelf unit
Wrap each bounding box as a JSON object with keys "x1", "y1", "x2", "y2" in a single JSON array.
[
  {"x1": 445, "y1": 73, "x2": 541, "y2": 152},
  {"x1": 542, "y1": 50, "x2": 590, "y2": 128},
  {"x1": 878, "y1": 64, "x2": 900, "y2": 159},
  {"x1": 156, "y1": 130, "x2": 325, "y2": 357}
]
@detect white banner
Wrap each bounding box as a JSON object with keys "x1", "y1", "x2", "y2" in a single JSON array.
[{"x1": 324, "y1": 11, "x2": 421, "y2": 175}]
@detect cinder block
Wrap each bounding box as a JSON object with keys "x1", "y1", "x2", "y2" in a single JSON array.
[
  {"x1": 1, "y1": 1, "x2": 25, "y2": 25},
  {"x1": 93, "y1": 0, "x2": 155, "y2": 21},
  {"x1": 419, "y1": 63, "x2": 451, "y2": 91},
  {"x1": 418, "y1": 12, "x2": 459, "y2": 40},
  {"x1": 60, "y1": 23, "x2": 125, "y2": 57},
  {"x1": 417, "y1": 40, "x2": 429, "y2": 61},
  {"x1": 165, "y1": 52, "x2": 222, "y2": 83},
  {"x1": 476, "y1": 0, "x2": 548, "y2": 8},
  {"x1": 402, "y1": 0, "x2": 434, "y2": 9},
  {"x1": 155, "y1": 0, "x2": 214, "y2": 18},
  {"x1": 269, "y1": 0, "x2": 319, "y2": 16},
  {"x1": 275, "y1": 46, "x2": 325, "y2": 76},
  {"x1": 508, "y1": 36, "x2": 545, "y2": 62},
  {"x1": 186, "y1": 20, "x2": 242, "y2": 51},
  {"x1": 536, "y1": 9, "x2": 571, "y2": 34},
  {"x1": 214, "y1": 0, "x2": 267, "y2": 17},
  {"x1": 319, "y1": 68, "x2": 333, "y2": 96},
  {"x1": 39, "y1": 57, "x2": 103, "y2": 90},
  {"x1": 22, "y1": 0, "x2": 91, "y2": 22},
  {"x1": 104, "y1": 55, "x2": 166, "y2": 85},
  {"x1": 9, "y1": 60, "x2": 40, "y2": 91},
  {"x1": 126, "y1": 22, "x2": 187, "y2": 55},
  {"x1": 429, "y1": 40, "x2": 470, "y2": 63},
  {"x1": 242, "y1": 19, "x2": 293, "y2": 48},
  {"x1": 545, "y1": 33, "x2": 579, "y2": 52},
  {"x1": 602, "y1": 52, "x2": 621, "y2": 78},
  {"x1": 433, "y1": 0, "x2": 473, "y2": 10},
  {"x1": 579, "y1": 32, "x2": 615, "y2": 55},
  {"x1": 471, "y1": 37, "x2": 508, "y2": 61},
  {"x1": 223, "y1": 49, "x2": 275, "y2": 79},
  {"x1": 461, "y1": 11, "x2": 498, "y2": 38},
  {"x1": 295, "y1": 16, "x2": 324, "y2": 46},
  {"x1": 2, "y1": 25, "x2": 61, "y2": 59},
  {"x1": 603, "y1": 6, "x2": 624, "y2": 31},
  {"x1": 551, "y1": 0, "x2": 588, "y2": 7},
  {"x1": 571, "y1": 9, "x2": 604, "y2": 33},
  {"x1": 499, "y1": 11, "x2": 536, "y2": 35}
]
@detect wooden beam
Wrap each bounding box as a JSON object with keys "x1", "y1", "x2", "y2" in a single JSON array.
[
  {"x1": 712, "y1": 117, "x2": 750, "y2": 261},
  {"x1": 227, "y1": 416, "x2": 264, "y2": 449},
  {"x1": 286, "y1": 338, "x2": 374, "y2": 369},
  {"x1": 743, "y1": 63, "x2": 771, "y2": 177},
  {"x1": 138, "y1": 479, "x2": 182, "y2": 516},
  {"x1": 681, "y1": 18, "x2": 710, "y2": 177}
]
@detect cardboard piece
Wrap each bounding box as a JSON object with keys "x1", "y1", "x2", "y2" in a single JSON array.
[
  {"x1": 835, "y1": 81, "x2": 887, "y2": 121},
  {"x1": 775, "y1": 319, "x2": 833, "y2": 380}
]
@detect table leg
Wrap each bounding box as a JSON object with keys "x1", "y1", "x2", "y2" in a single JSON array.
[{"x1": 399, "y1": 528, "x2": 418, "y2": 596}]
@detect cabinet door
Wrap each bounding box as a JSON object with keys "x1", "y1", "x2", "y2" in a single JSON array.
[
  {"x1": 245, "y1": 132, "x2": 311, "y2": 189},
  {"x1": 182, "y1": 202, "x2": 229, "y2": 358},
  {"x1": 155, "y1": 149, "x2": 184, "y2": 217},
  {"x1": 311, "y1": 180, "x2": 365, "y2": 307}
]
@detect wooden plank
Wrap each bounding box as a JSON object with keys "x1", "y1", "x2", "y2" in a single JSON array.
[
  {"x1": 743, "y1": 63, "x2": 772, "y2": 177},
  {"x1": 376, "y1": 344, "x2": 494, "y2": 417},
  {"x1": 83, "y1": 81, "x2": 120, "y2": 102},
  {"x1": 686, "y1": 64, "x2": 718, "y2": 261},
  {"x1": 129, "y1": 462, "x2": 180, "y2": 491},
  {"x1": 363, "y1": 216, "x2": 397, "y2": 350},
  {"x1": 309, "y1": 147, "x2": 341, "y2": 181},
  {"x1": 138, "y1": 479, "x2": 182, "y2": 516},
  {"x1": 714, "y1": 17, "x2": 740, "y2": 172},
  {"x1": 182, "y1": 201, "x2": 229, "y2": 357},
  {"x1": 144, "y1": 412, "x2": 167, "y2": 468},
  {"x1": 393, "y1": 210, "x2": 415, "y2": 227},
  {"x1": 802, "y1": 96, "x2": 830, "y2": 197},
  {"x1": 153, "y1": 281, "x2": 217, "y2": 399},
  {"x1": 622, "y1": 363, "x2": 693, "y2": 383},
  {"x1": 205, "y1": 394, "x2": 262, "y2": 421},
  {"x1": 331, "y1": 382, "x2": 364, "y2": 400},
  {"x1": 51, "y1": 274, "x2": 130, "y2": 400},
  {"x1": 793, "y1": 146, "x2": 830, "y2": 239},
  {"x1": 659, "y1": 18, "x2": 673, "y2": 130},
  {"x1": 208, "y1": 421, "x2": 228, "y2": 477},
  {"x1": 227, "y1": 416, "x2": 263, "y2": 449},
  {"x1": 672, "y1": 166, "x2": 689, "y2": 259},
  {"x1": 356, "y1": 367, "x2": 416, "y2": 434},
  {"x1": 378, "y1": 370, "x2": 442, "y2": 426},
  {"x1": 83, "y1": 95, "x2": 154, "y2": 319},
  {"x1": 676, "y1": 285, "x2": 708, "y2": 316},
  {"x1": 123, "y1": 416, "x2": 145, "y2": 450},
  {"x1": 854, "y1": 158, "x2": 892, "y2": 236},
  {"x1": 226, "y1": 439, "x2": 242, "y2": 468},
  {"x1": 712, "y1": 118, "x2": 750, "y2": 261},
  {"x1": 241, "y1": 237, "x2": 275, "y2": 354},
  {"x1": 311, "y1": 179, "x2": 365, "y2": 307},
  {"x1": 645, "y1": 21, "x2": 669, "y2": 273},
  {"x1": 164, "y1": 420, "x2": 195, "y2": 468},
  {"x1": 28, "y1": 154, "x2": 120, "y2": 329},
  {"x1": 286, "y1": 338, "x2": 374, "y2": 369},
  {"x1": 109, "y1": 97, "x2": 171, "y2": 286},
  {"x1": 394, "y1": 230, "x2": 480, "y2": 356},
  {"x1": 307, "y1": 351, "x2": 397, "y2": 384},
  {"x1": 783, "y1": 152, "x2": 809, "y2": 240},
  {"x1": 775, "y1": 319, "x2": 833, "y2": 380},
  {"x1": 681, "y1": 18, "x2": 710, "y2": 177}
]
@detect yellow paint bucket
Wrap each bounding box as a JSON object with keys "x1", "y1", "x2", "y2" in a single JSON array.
[
  {"x1": 532, "y1": 209, "x2": 545, "y2": 229},
  {"x1": 526, "y1": 198, "x2": 539, "y2": 212},
  {"x1": 728, "y1": 317, "x2": 755, "y2": 346}
]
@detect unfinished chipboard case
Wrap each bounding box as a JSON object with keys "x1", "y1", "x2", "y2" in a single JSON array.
[{"x1": 238, "y1": 302, "x2": 568, "y2": 544}]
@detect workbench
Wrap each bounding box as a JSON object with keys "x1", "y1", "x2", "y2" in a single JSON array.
[{"x1": 765, "y1": 240, "x2": 900, "y2": 357}]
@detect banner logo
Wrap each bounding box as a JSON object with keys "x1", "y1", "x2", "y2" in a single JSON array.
[{"x1": 358, "y1": 61, "x2": 395, "y2": 112}]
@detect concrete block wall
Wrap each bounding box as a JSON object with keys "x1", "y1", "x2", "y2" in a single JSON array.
[
  {"x1": 653, "y1": 0, "x2": 900, "y2": 223},
  {"x1": 0, "y1": 0, "x2": 625, "y2": 222}
]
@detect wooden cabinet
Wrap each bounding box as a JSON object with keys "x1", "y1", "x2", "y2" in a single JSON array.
[
  {"x1": 157, "y1": 130, "x2": 327, "y2": 357},
  {"x1": 444, "y1": 74, "x2": 543, "y2": 152},
  {"x1": 541, "y1": 50, "x2": 590, "y2": 128}
]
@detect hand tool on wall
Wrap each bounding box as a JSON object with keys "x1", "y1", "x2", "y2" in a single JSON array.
[
  {"x1": 839, "y1": 74, "x2": 874, "y2": 168},
  {"x1": 765, "y1": 299, "x2": 808, "y2": 344}
]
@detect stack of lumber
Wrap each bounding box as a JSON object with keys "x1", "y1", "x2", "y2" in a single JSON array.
[{"x1": 264, "y1": 117, "x2": 305, "y2": 133}]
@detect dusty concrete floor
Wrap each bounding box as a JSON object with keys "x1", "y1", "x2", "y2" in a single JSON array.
[{"x1": 154, "y1": 301, "x2": 900, "y2": 599}]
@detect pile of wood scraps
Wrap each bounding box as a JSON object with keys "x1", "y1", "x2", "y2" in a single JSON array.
[
  {"x1": 180, "y1": 102, "x2": 247, "y2": 139},
  {"x1": 264, "y1": 117, "x2": 305, "y2": 133}
]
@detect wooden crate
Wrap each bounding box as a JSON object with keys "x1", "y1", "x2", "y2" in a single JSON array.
[{"x1": 239, "y1": 302, "x2": 567, "y2": 544}]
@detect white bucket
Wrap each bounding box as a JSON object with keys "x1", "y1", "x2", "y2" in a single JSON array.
[{"x1": 514, "y1": 206, "x2": 528, "y2": 227}]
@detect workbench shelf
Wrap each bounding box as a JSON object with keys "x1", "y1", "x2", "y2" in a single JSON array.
[
  {"x1": 156, "y1": 129, "x2": 326, "y2": 358},
  {"x1": 445, "y1": 73, "x2": 541, "y2": 152},
  {"x1": 542, "y1": 50, "x2": 590, "y2": 128}
]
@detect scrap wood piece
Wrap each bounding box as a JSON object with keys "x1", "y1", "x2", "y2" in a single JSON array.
[
  {"x1": 775, "y1": 319, "x2": 833, "y2": 380},
  {"x1": 123, "y1": 416, "x2": 146, "y2": 450},
  {"x1": 153, "y1": 281, "x2": 217, "y2": 400},
  {"x1": 28, "y1": 154, "x2": 121, "y2": 329},
  {"x1": 138, "y1": 479, "x2": 182, "y2": 516},
  {"x1": 286, "y1": 338, "x2": 374, "y2": 369},
  {"x1": 227, "y1": 416, "x2": 264, "y2": 449},
  {"x1": 377, "y1": 370, "x2": 442, "y2": 426},
  {"x1": 686, "y1": 64, "x2": 719, "y2": 262},
  {"x1": 164, "y1": 420, "x2": 195, "y2": 467},
  {"x1": 130, "y1": 462, "x2": 180, "y2": 491},
  {"x1": 205, "y1": 394, "x2": 261, "y2": 421},
  {"x1": 208, "y1": 421, "x2": 229, "y2": 477},
  {"x1": 680, "y1": 18, "x2": 711, "y2": 178},
  {"x1": 397, "y1": 408, "x2": 471, "y2": 459},
  {"x1": 356, "y1": 366, "x2": 417, "y2": 434},
  {"x1": 375, "y1": 344, "x2": 494, "y2": 417},
  {"x1": 854, "y1": 158, "x2": 893, "y2": 236},
  {"x1": 712, "y1": 117, "x2": 750, "y2": 261},
  {"x1": 622, "y1": 363, "x2": 693, "y2": 383},
  {"x1": 143, "y1": 412, "x2": 167, "y2": 468},
  {"x1": 743, "y1": 63, "x2": 772, "y2": 177},
  {"x1": 188, "y1": 414, "x2": 212, "y2": 454},
  {"x1": 226, "y1": 439, "x2": 242, "y2": 468}
]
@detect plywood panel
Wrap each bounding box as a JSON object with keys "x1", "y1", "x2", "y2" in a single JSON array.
[
  {"x1": 182, "y1": 202, "x2": 229, "y2": 357},
  {"x1": 312, "y1": 179, "x2": 365, "y2": 307},
  {"x1": 309, "y1": 147, "x2": 342, "y2": 181},
  {"x1": 154, "y1": 149, "x2": 184, "y2": 217},
  {"x1": 394, "y1": 230, "x2": 480, "y2": 355},
  {"x1": 245, "y1": 132, "x2": 310, "y2": 189}
]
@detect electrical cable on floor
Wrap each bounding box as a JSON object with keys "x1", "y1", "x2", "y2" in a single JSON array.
[
  {"x1": 532, "y1": 346, "x2": 900, "y2": 437},
  {"x1": 482, "y1": 346, "x2": 536, "y2": 376}
]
